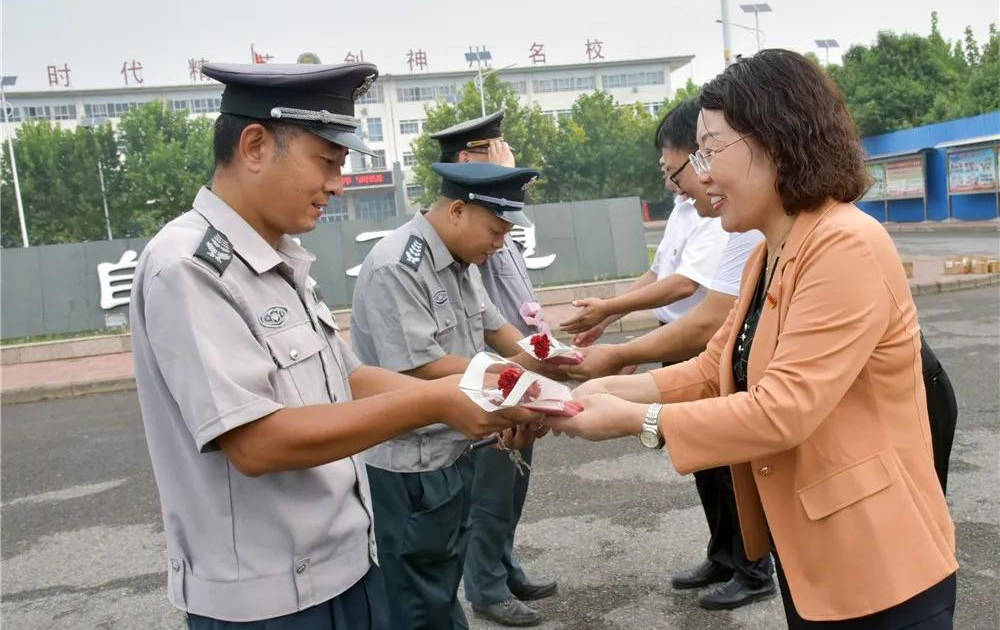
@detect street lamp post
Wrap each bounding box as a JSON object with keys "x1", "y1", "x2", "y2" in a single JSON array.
[
  {"x1": 79, "y1": 119, "x2": 114, "y2": 240},
  {"x1": 815, "y1": 39, "x2": 840, "y2": 65},
  {"x1": 465, "y1": 46, "x2": 493, "y2": 117},
  {"x1": 739, "y1": 3, "x2": 772, "y2": 52},
  {"x1": 1, "y1": 75, "x2": 29, "y2": 247}
]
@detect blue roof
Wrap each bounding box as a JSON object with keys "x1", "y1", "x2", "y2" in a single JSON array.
[{"x1": 862, "y1": 111, "x2": 1000, "y2": 158}]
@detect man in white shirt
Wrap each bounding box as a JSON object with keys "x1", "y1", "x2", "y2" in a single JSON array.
[
  {"x1": 559, "y1": 170, "x2": 727, "y2": 341},
  {"x1": 562, "y1": 98, "x2": 775, "y2": 611}
]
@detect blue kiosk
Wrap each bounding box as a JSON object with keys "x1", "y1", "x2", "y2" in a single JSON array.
[{"x1": 858, "y1": 111, "x2": 999, "y2": 223}]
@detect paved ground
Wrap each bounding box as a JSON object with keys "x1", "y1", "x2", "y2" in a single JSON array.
[
  {"x1": 2, "y1": 286, "x2": 998, "y2": 629},
  {"x1": 644, "y1": 225, "x2": 1000, "y2": 258}
]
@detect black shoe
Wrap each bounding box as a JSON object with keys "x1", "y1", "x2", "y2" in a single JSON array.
[
  {"x1": 509, "y1": 578, "x2": 558, "y2": 601},
  {"x1": 670, "y1": 560, "x2": 733, "y2": 590},
  {"x1": 697, "y1": 577, "x2": 777, "y2": 610},
  {"x1": 472, "y1": 598, "x2": 543, "y2": 627}
]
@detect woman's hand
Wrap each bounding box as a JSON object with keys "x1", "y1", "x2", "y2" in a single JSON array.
[{"x1": 545, "y1": 393, "x2": 646, "y2": 440}]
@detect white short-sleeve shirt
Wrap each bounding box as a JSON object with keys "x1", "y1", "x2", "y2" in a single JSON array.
[
  {"x1": 650, "y1": 197, "x2": 729, "y2": 323},
  {"x1": 709, "y1": 230, "x2": 765, "y2": 296}
]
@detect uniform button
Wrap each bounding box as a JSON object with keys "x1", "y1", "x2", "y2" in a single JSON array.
[
  {"x1": 289, "y1": 349, "x2": 299, "y2": 360},
  {"x1": 759, "y1": 465, "x2": 771, "y2": 476},
  {"x1": 445, "y1": 319, "x2": 451, "y2": 326},
  {"x1": 171, "y1": 560, "x2": 181, "y2": 572},
  {"x1": 296, "y1": 562, "x2": 307, "y2": 574}
]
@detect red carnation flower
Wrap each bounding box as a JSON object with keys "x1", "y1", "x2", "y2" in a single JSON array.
[
  {"x1": 530, "y1": 333, "x2": 551, "y2": 359},
  {"x1": 498, "y1": 365, "x2": 524, "y2": 398}
]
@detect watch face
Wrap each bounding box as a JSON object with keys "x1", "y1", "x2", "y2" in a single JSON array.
[{"x1": 639, "y1": 430, "x2": 660, "y2": 448}]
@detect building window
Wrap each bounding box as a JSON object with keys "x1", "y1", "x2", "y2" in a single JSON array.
[
  {"x1": 171, "y1": 99, "x2": 190, "y2": 112},
  {"x1": 367, "y1": 117, "x2": 383, "y2": 142},
  {"x1": 23, "y1": 105, "x2": 52, "y2": 120},
  {"x1": 84, "y1": 103, "x2": 109, "y2": 118},
  {"x1": 399, "y1": 119, "x2": 420, "y2": 135},
  {"x1": 370, "y1": 150, "x2": 386, "y2": 170},
  {"x1": 320, "y1": 196, "x2": 349, "y2": 222},
  {"x1": 532, "y1": 76, "x2": 595, "y2": 93},
  {"x1": 356, "y1": 83, "x2": 383, "y2": 104},
  {"x1": 355, "y1": 191, "x2": 397, "y2": 221},
  {"x1": 503, "y1": 80, "x2": 527, "y2": 94},
  {"x1": 645, "y1": 102, "x2": 663, "y2": 116},
  {"x1": 406, "y1": 183, "x2": 424, "y2": 198},
  {"x1": 350, "y1": 151, "x2": 367, "y2": 172},
  {"x1": 52, "y1": 104, "x2": 77, "y2": 120},
  {"x1": 402, "y1": 152, "x2": 417, "y2": 167},
  {"x1": 397, "y1": 85, "x2": 456, "y2": 102},
  {"x1": 190, "y1": 98, "x2": 221, "y2": 114},
  {"x1": 4, "y1": 105, "x2": 21, "y2": 122},
  {"x1": 601, "y1": 71, "x2": 665, "y2": 89}
]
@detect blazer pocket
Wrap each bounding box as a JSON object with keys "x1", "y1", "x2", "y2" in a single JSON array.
[{"x1": 797, "y1": 453, "x2": 892, "y2": 521}]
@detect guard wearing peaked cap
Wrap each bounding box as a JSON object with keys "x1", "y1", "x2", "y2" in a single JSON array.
[
  {"x1": 131, "y1": 62, "x2": 542, "y2": 630},
  {"x1": 432, "y1": 115, "x2": 560, "y2": 626},
  {"x1": 351, "y1": 162, "x2": 562, "y2": 630},
  {"x1": 201, "y1": 61, "x2": 380, "y2": 155}
]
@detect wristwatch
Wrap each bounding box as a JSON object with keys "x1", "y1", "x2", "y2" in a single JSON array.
[{"x1": 639, "y1": 403, "x2": 665, "y2": 449}]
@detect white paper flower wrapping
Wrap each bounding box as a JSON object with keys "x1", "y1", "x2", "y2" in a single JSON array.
[
  {"x1": 459, "y1": 352, "x2": 583, "y2": 417},
  {"x1": 516, "y1": 332, "x2": 583, "y2": 365}
]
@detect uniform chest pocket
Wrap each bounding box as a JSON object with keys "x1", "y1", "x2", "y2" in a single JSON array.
[{"x1": 264, "y1": 323, "x2": 329, "y2": 406}]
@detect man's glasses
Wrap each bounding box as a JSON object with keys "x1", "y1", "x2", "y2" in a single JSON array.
[
  {"x1": 689, "y1": 135, "x2": 748, "y2": 175},
  {"x1": 668, "y1": 158, "x2": 690, "y2": 187}
]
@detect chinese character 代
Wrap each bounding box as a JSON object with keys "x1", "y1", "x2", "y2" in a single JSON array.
[{"x1": 121, "y1": 60, "x2": 144, "y2": 85}]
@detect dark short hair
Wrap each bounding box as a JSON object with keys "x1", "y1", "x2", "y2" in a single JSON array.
[
  {"x1": 654, "y1": 97, "x2": 700, "y2": 154},
  {"x1": 699, "y1": 49, "x2": 870, "y2": 213},
  {"x1": 213, "y1": 114, "x2": 303, "y2": 167},
  {"x1": 439, "y1": 150, "x2": 461, "y2": 164}
]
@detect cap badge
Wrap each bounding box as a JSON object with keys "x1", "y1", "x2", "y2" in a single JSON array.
[{"x1": 353, "y1": 73, "x2": 377, "y2": 101}]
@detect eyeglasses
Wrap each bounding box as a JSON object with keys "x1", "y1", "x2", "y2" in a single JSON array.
[
  {"x1": 689, "y1": 135, "x2": 748, "y2": 175},
  {"x1": 668, "y1": 158, "x2": 690, "y2": 187}
]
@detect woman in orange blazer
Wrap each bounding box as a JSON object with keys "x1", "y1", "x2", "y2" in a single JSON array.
[{"x1": 549, "y1": 50, "x2": 957, "y2": 628}]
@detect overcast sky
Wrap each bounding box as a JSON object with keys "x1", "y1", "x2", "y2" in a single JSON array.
[{"x1": 2, "y1": 0, "x2": 996, "y2": 92}]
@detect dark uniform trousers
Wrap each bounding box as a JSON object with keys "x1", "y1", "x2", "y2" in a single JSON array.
[
  {"x1": 186, "y1": 566, "x2": 389, "y2": 630},
  {"x1": 463, "y1": 443, "x2": 532, "y2": 605},
  {"x1": 366, "y1": 456, "x2": 475, "y2": 630}
]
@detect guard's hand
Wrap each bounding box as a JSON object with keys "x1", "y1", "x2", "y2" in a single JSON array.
[
  {"x1": 433, "y1": 375, "x2": 543, "y2": 438},
  {"x1": 488, "y1": 139, "x2": 516, "y2": 168},
  {"x1": 560, "y1": 344, "x2": 625, "y2": 381},
  {"x1": 497, "y1": 422, "x2": 540, "y2": 451},
  {"x1": 559, "y1": 298, "x2": 609, "y2": 334},
  {"x1": 572, "y1": 324, "x2": 606, "y2": 348},
  {"x1": 546, "y1": 393, "x2": 645, "y2": 440}
]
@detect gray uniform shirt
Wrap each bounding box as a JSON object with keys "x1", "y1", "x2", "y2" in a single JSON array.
[
  {"x1": 131, "y1": 188, "x2": 376, "y2": 622},
  {"x1": 351, "y1": 212, "x2": 507, "y2": 472},
  {"x1": 478, "y1": 235, "x2": 538, "y2": 337}
]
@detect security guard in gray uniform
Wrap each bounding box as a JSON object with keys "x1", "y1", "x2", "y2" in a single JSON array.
[
  {"x1": 431, "y1": 112, "x2": 557, "y2": 627},
  {"x1": 130, "y1": 62, "x2": 538, "y2": 630},
  {"x1": 351, "y1": 162, "x2": 559, "y2": 630}
]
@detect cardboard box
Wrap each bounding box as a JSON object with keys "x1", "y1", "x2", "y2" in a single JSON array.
[
  {"x1": 943, "y1": 257, "x2": 965, "y2": 275},
  {"x1": 971, "y1": 257, "x2": 990, "y2": 275},
  {"x1": 902, "y1": 261, "x2": 914, "y2": 278}
]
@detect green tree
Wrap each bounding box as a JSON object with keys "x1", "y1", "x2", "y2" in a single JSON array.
[
  {"x1": 1, "y1": 120, "x2": 118, "y2": 247},
  {"x1": 827, "y1": 13, "x2": 998, "y2": 136},
  {"x1": 660, "y1": 78, "x2": 700, "y2": 113},
  {"x1": 542, "y1": 91, "x2": 663, "y2": 203},
  {"x1": 112, "y1": 102, "x2": 214, "y2": 237},
  {"x1": 409, "y1": 73, "x2": 557, "y2": 208}
]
